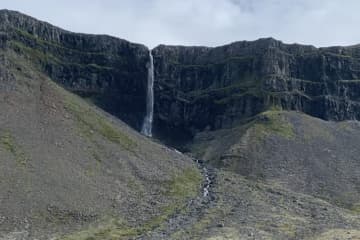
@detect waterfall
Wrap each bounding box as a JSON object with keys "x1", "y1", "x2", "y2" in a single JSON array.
[{"x1": 141, "y1": 50, "x2": 154, "y2": 137}]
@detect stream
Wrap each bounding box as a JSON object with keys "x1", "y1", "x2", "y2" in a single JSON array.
[{"x1": 137, "y1": 149, "x2": 216, "y2": 239}]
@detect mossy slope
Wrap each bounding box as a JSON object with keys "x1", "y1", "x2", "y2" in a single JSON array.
[{"x1": 0, "y1": 48, "x2": 201, "y2": 240}]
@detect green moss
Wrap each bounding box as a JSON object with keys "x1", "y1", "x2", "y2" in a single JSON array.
[
  {"x1": 87, "y1": 63, "x2": 113, "y2": 70},
  {"x1": 63, "y1": 94, "x2": 136, "y2": 151},
  {"x1": 59, "y1": 218, "x2": 139, "y2": 240},
  {"x1": 313, "y1": 229, "x2": 360, "y2": 240},
  {"x1": 297, "y1": 114, "x2": 335, "y2": 142},
  {"x1": 187, "y1": 76, "x2": 263, "y2": 105},
  {"x1": 253, "y1": 111, "x2": 295, "y2": 140},
  {"x1": 324, "y1": 52, "x2": 353, "y2": 59},
  {"x1": 0, "y1": 132, "x2": 29, "y2": 167},
  {"x1": 266, "y1": 75, "x2": 323, "y2": 85},
  {"x1": 277, "y1": 223, "x2": 297, "y2": 238},
  {"x1": 14, "y1": 28, "x2": 38, "y2": 39},
  {"x1": 165, "y1": 167, "x2": 202, "y2": 198},
  {"x1": 1, "y1": 133, "x2": 16, "y2": 154},
  {"x1": 12, "y1": 27, "x2": 123, "y2": 60},
  {"x1": 350, "y1": 203, "x2": 360, "y2": 214},
  {"x1": 170, "y1": 56, "x2": 254, "y2": 68},
  {"x1": 59, "y1": 168, "x2": 202, "y2": 240},
  {"x1": 10, "y1": 28, "x2": 117, "y2": 74},
  {"x1": 135, "y1": 168, "x2": 202, "y2": 235},
  {"x1": 188, "y1": 78, "x2": 258, "y2": 98},
  {"x1": 177, "y1": 207, "x2": 220, "y2": 239},
  {"x1": 268, "y1": 105, "x2": 283, "y2": 111},
  {"x1": 35, "y1": 79, "x2": 135, "y2": 152},
  {"x1": 268, "y1": 90, "x2": 312, "y2": 100},
  {"x1": 85, "y1": 151, "x2": 102, "y2": 177},
  {"x1": 9, "y1": 40, "x2": 114, "y2": 72},
  {"x1": 137, "y1": 167, "x2": 202, "y2": 233},
  {"x1": 9, "y1": 40, "x2": 61, "y2": 64}
]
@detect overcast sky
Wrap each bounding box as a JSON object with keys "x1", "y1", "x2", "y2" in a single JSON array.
[{"x1": 1, "y1": 0, "x2": 359, "y2": 48}]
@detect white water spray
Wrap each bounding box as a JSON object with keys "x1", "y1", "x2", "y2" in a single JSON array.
[{"x1": 141, "y1": 50, "x2": 155, "y2": 137}]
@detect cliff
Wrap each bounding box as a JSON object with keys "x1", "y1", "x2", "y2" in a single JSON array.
[
  {"x1": 0, "y1": 9, "x2": 149, "y2": 130},
  {"x1": 3, "y1": 9, "x2": 360, "y2": 142},
  {"x1": 152, "y1": 38, "x2": 360, "y2": 140}
]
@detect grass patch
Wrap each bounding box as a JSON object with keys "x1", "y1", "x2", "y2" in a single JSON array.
[
  {"x1": 84, "y1": 151, "x2": 102, "y2": 177},
  {"x1": 312, "y1": 229, "x2": 360, "y2": 240},
  {"x1": 63, "y1": 93, "x2": 137, "y2": 151},
  {"x1": 9, "y1": 40, "x2": 114, "y2": 71},
  {"x1": 169, "y1": 56, "x2": 255, "y2": 68},
  {"x1": 59, "y1": 168, "x2": 202, "y2": 240},
  {"x1": 187, "y1": 76, "x2": 260, "y2": 98},
  {"x1": 165, "y1": 167, "x2": 202, "y2": 198},
  {"x1": 277, "y1": 223, "x2": 297, "y2": 239},
  {"x1": 12, "y1": 27, "x2": 122, "y2": 58},
  {"x1": 9, "y1": 40, "x2": 61, "y2": 65},
  {"x1": 59, "y1": 218, "x2": 139, "y2": 240},
  {"x1": 253, "y1": 110, "x2": 295, "y2": 140},
  {"x1": 10, "y1": 27, "x2": 127, "y2": 73},
  {"x1": 43, "y1": 79, "x2": 136, "y2": 151},
  {"x1": 0, "y1": 132, "x2": 29, "y2": 167},
  {"x1": 350, "y1": 203, "x2": 360, "y2": 214}
]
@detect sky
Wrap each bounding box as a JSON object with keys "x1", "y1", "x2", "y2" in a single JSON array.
[{"x1": 1, "y1": 0, "x2": 359, "y2": 48}]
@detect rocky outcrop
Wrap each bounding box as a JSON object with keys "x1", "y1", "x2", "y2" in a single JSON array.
[
  {"x1": 0, "y1": 9, "x2": 149, "y2": 129},
  {"x1": 152, "y1": 39, "x2": 360, "y2": 139}
]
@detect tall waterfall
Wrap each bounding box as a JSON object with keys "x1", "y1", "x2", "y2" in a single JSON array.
[{"x1": 141, "y1": 50, "x2": 154, "y2": 137}]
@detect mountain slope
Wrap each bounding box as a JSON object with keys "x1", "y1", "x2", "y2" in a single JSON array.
[
  {"x1": 0, "y1": 45, "x2": 201, "y2": 240},
  {"x1": 190, "y1": 110, "x2": 360, "y2": 207},
  {"x1": 182, "y1": 111, "x2": 360, "y2": 239},
  {"x1": 166, "y1": 169, "x2": 360, "y2": 240}
]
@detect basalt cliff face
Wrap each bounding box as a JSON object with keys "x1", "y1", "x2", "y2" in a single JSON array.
[
  {"x1": 152, "y1": 40, "x2": 360, "y2": 139},
  {"x1": 3, "y1": 10, "x2": 360, "y2": 141},
  {"x1": 0, "y1": 9, "x2": 149, "y2": 130}
]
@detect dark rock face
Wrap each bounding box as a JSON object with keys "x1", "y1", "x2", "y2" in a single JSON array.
[
  {"x1": 0, "y1": 10, "x2": 149, "y2": 130},
  {"x1": 3, "y1": 10, "x2": 360, "y2": 141},
  {"x1": 152, "y1": 39, "x2": 360, "y2": 139}
]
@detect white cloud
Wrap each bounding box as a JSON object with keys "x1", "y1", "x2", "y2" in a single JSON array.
[{"x1": 1, "y1": 0, "x2": 360, "y2": 48}]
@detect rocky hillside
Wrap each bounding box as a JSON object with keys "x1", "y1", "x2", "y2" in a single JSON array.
[
  {"x1": 181, "y1": 110, "x2": 360, "y2": 239},
  {"x1": 152, "y1": 39, "x2": 360, "y2": 141},
  {"x1": 0, "y1": 29, "x2": 201, "y2": 239},
  {"x1": 190, "y1": 110, "x2": 360, "y2": 207}
]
